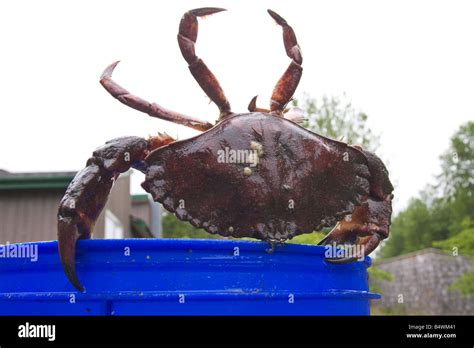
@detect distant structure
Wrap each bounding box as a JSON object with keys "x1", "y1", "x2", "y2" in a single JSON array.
[
  {"x1": 0, "y1": 169, "x2": 161, "y2": 243},
  {"x1": 131, "y1": 194, "x2": 162, "y2": 238},
  {"x1": 371, "y1": 248, "x2": 474, "y2": 315}
]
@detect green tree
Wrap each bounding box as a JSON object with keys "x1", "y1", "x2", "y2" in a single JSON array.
[
  {"x1": 380, "y1": 121, "x2": 474, "y2": 259},
  {"x1": 437, "y1": 121, "x2": 474, "y2": 235},
  {"x1": 380, "y1": 197, "x2": 453, "y2": 258},
  {"x1": 448, "y1": 270, "x2": 474, "y2": 296},
  {"x1": 293, "y1": 94, "x2": 381, "y2": 152},
  {"x1": 433, "y1": 219, "x2": 474, "y2": 296},
  {"x1": 368, "y1": 266, "x2": 394, "y2": 294},
  {"x1": 288, "y1": 231, "x2": 326, "y2": 244},
  {"x1": 433, "y1": 220, "x2": 474, "y2": 257},
  {"x1": 162, "y1": 212, "x2": 222, "y2": 239},
  {"x1": 439, "y1": 122, "x2": 474, "y2": 198}
]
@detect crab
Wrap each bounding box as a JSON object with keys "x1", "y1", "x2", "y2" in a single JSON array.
[{"x1": 58, "y1": 8, "x2": 394, "y2": 291}]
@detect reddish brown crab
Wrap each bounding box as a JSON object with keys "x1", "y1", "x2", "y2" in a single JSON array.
[{"x1": 58, "y1": 8, "x2": 393, "y2": 291}]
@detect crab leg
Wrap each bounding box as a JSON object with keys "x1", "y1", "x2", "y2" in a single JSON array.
[
  {"x1": 267, "y1": 10, "x2": 303, "y2": 115},
  {"x1": 100, "y1": 62, "x2": 213, "y2": 132},
  {"x1": 58, "y1": 134, "x2": 174, "y2": 291},
  {"x1": 178, "y1": 8, "x2": 232, "y2": 119}
]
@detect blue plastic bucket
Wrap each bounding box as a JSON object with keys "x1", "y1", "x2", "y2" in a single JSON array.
[{"x1": 0, "y1": 239, "x2": 379, "y2": 315}]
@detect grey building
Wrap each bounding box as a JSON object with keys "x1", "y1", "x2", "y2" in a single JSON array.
[
  {"x1": 131, "y1": 194, "x2": 162, "y2": 238},
  {"x1": 0, "y1": 169, "x2": 161, "y2": 244}
]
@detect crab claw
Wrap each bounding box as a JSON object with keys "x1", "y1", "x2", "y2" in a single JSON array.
[
  {"x1": 57, "y1": 162, "x2": 115, "y2": 292},
  {"x1": 318, "y1": 195, "x2": 392, "y2": 263},
  {"x1": 58, "y1": 218, "x2": 86, "y2": 291},
  {"x1": 189, "y1": 7, "x2": 226, "y2": 17},
  {"x1": 318, "y1": 225, "x2": 383, "y2": 264},
  {"x1": 57, "y1": 136, "x2": 174, "y2": 291},
  {"x1": 267, "y1": 9, "x2": 288, "y2": 27},
  {"x1": 100, "y1": 60, "x2": 121, "y2": 81}
]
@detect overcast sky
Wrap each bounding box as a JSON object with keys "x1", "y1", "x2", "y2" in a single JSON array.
[{"x1": 1, "y1": 0, "x2": 473, "y2": 214}]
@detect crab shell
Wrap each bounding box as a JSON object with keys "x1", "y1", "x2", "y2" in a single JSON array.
[{"x1": 142, "y1": 112, "x2": 381, "y2": 243}]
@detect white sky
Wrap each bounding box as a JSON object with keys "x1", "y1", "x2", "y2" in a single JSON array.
[{"x1": 0, "y1": 0, "x2": 473, "y2": 214}]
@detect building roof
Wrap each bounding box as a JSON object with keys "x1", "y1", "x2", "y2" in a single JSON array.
[
  {"x1": 0, "y1": 168, "x2": 133, "y2": 191},
  {"x1": 0, "y1": 170, "x2": 76, "y2": 190},
  {"x1": 132, "y1": 194, "x2": 150, "y2": 203}
]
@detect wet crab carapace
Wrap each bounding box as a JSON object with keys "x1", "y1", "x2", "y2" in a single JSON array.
[{"x1": 58, "y1": 8, "x2": 394, "y2": 291}]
